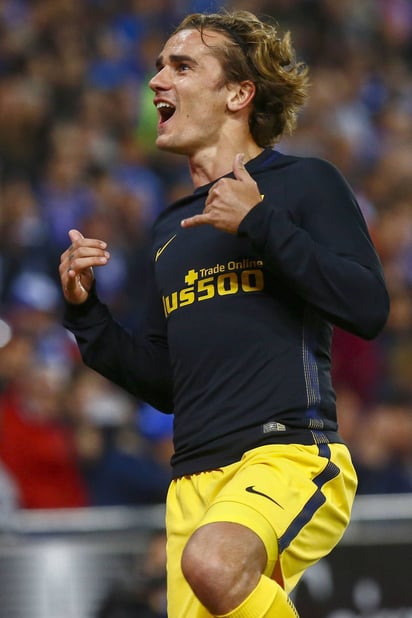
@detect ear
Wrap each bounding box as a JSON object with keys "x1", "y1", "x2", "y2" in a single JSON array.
[{"x1": 226, "y1": 80, "x2": 256, "y2": 112}]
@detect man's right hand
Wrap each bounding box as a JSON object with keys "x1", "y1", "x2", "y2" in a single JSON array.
[{"x1": 59, "y1": 229, "x2": 110, "y2": 304}]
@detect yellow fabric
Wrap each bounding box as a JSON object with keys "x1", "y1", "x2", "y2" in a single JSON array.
[
  {"x1": 215, "y1": 575, "x2": 298, "y2": 618},
  {"x1": 166, "y1": 443, "x2": 357, "y2": 618}
]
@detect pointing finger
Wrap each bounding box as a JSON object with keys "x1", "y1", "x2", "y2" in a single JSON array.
[{"x1": 181, "y1": 214, "x2": 211, "y2": 228}]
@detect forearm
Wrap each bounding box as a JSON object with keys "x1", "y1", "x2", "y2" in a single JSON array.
[
  {"x1": 239, "y1": 203, "x2": 389, "y2": 339},
  {"x1": 63, "y1": 290, "x2": 174, "y2": 412}
]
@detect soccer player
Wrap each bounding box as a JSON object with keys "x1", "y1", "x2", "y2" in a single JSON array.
[{"x1": 59, "y1": 10, "x2": 389, "y2": 618}]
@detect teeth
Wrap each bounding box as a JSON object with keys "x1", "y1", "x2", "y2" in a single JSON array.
[{"x1": 157, "y1": 102, "x2": 174, "y2": 109}]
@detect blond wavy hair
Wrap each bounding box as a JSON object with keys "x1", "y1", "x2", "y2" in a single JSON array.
[{"x1": 174, "y1": 10, "x2": 309, "y2": 147}]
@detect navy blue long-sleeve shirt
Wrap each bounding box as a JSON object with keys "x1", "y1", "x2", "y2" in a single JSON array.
[{"x1": 64, "y1": 149, "x2": 389, "y2": 477}]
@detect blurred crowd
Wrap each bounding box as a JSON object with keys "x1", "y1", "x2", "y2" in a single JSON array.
[{"x1": 1, "y1": 0, "x2": 412, "y2": 516}]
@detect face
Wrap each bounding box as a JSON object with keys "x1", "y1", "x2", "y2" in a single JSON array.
[{"x1": 149, "y1": 28, "x2": 233, "y2": 156}]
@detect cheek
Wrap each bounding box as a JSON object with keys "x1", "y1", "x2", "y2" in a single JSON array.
[
  {"x1": 177, "y1": 94, "x2": 226, "y2": 131},
  {"x1": 194, "y1": 101, "x2": 224, "y2": 124}
]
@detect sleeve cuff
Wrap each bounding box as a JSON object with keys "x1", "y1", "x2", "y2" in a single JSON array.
[
  {"x1": 63, "y1": 282, "x2": 107, "y2": 325},
  {"x1": 238, "y1": 199, "x2": 272, "y2": 243}
]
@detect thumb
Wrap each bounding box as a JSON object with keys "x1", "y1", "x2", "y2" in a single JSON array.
[
  {"x1": 232, "y1": 152, "x2": 249, "y2": 181},
  {"x1": 68, "y1": 228, "x2": 84, "y2": 243}
]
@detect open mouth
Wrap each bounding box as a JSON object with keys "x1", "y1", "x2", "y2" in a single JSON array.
[{"x1": 156, "y1": 101, "x2": 176, "y2": 124}]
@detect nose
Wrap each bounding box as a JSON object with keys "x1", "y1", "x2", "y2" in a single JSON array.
[{"x1": 149, "y1": 66, "x2": 169, "y2": 92}]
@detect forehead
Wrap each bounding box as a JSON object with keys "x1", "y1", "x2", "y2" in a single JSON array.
[{"x1": 159, "y1": 28, "x2": 229, "y2": 63}]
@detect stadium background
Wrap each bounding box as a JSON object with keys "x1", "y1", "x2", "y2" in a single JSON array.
[{"x1": 0, "y1": 0, "x2": 411, "y2": 615}]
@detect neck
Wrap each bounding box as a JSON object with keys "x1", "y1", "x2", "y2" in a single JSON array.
[{"x1": 187, "y1": 140, "x2": 263, "y2": 188}]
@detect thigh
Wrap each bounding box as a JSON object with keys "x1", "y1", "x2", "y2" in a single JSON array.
[
  {"x1": 198, "y1": 443, "x2": 357, "y2": 594},
  {"x1": 165, "y1": 471, "x2": 221, "y2": 618},
  {"x1": 277, "y1": 442, "x2": 358, "y2": 593},
  {"x1": 165, "y1": 464, "x2": 268, "y2": 618}
]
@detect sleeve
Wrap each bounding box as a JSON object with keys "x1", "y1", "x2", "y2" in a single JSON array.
[
  {"x1": 238, "y1": 157, "x2": 390, "y2": 339},
  {"x1": 63, "y1": 267, "x2": 174, "y2": 413}
]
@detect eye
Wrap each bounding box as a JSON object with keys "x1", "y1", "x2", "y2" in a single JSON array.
[{"x1": 177, "y1": 62, "x2": 190, "y2": 73}]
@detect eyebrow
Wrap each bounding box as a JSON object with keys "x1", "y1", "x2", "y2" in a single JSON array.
[{"x1": 155, "y1": 54, "x2": 198, "y2": 70}]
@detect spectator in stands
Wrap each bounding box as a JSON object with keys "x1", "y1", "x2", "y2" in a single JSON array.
[
  {"x1": 70, "y1": 369, "x2": 172, "y2": 506},
  {"x1": 97, "y1": 529, "x2": 167, "y2": 618},
  {"x1": 0, "y1": 362, "x2": 88, "y2": 509},
  {"x1": 349, "y1": 391, "x2": 412, "y2": 495}
]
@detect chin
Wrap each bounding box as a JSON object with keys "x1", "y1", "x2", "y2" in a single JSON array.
[{"x1": 156, "y1": 135, "x2": 175, "y2": 151}]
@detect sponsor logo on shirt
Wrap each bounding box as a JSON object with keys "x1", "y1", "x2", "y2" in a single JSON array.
[{"x1": 162, "y1": 258, "x2": 265, "y2": 317}]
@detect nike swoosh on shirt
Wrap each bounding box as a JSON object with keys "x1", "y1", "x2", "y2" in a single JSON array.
[
  {"x1": 155, "y1": 234, "x2": 177, "y2": 262},
  {"x1": 245, "y1": 486, "x2": 284, "y2": 508}
]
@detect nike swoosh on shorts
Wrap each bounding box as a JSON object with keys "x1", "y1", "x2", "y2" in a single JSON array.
[{"x1": 245, "y1": 485, "x2": 284, "y2": 508}]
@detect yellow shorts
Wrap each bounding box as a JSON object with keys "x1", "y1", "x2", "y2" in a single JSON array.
[{"x1": 166, "y1": 443, "x2": 357, "y2": 618}]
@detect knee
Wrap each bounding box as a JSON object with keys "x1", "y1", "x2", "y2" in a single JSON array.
[
  {"x1": 181, "y1": 533, "x2": 230, "y2": 598},
  {"x1": 181, "y1": 523, "x2": 266, "y2": 614}
]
